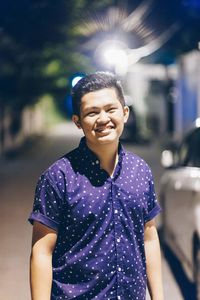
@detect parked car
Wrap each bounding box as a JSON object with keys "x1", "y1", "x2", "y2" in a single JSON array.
[{"x1": 160, "y1": 124, "x2": 200, "y2": 299}]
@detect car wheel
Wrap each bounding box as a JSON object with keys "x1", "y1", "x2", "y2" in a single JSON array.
[
  {"x1": 195, "y1": 248, "x2": 200, "y2": 300},
  {"x1": 194, "y1": 236, "x2": 200, "y2": 300}
]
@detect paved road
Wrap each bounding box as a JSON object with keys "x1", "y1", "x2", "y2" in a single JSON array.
[{"x1": 0, "y1": 122, "x2": 183, "y2": 300}]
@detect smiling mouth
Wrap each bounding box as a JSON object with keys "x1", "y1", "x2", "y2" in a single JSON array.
[{"x1": 95, "y1": 126, "x2": 114, "y2": 133}]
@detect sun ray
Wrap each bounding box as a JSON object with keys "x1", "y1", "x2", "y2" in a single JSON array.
[
  {"x1": 121, "y1": 0, "x2": 154, "y2": 32},
  {"x1": 128, "y1": 23, "x2": 181, "y2": 63},
  {"x1": 75, "y1": 7, "x2": 127, "y2": 37},
  {"x1": 74, "y1": 1, "x2": 180, "y2": 64}
]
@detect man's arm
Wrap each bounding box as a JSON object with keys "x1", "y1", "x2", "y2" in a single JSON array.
[
  {"x1": 144, "y1": 219, "x2": 164, "y2": 300},
  {"x1": 30, "y1": 221, "x2": 57, "y2": 300}
]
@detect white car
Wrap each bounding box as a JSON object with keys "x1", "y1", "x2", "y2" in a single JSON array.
[{"x1": 160, "y1": 125, "x2": 200, "y2": 299}]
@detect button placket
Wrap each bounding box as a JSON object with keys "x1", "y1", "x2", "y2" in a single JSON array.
[{"x1": 111, "y1": 181, "x2": 124, "y2": 299}]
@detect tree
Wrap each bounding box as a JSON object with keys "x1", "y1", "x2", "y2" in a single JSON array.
[{"x1": 0, "y1": 0, "x2": 116, "y2": 153}]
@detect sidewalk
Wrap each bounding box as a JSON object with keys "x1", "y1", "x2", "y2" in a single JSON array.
[{"x1": 0, "y1": 122, "x2": 82, "y2": 300}]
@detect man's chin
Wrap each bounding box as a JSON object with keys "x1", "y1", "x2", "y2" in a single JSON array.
[
  {"x1": 95, "y1": 134, "x2": 118, "y2": 144},
  {"x1": 86, "y1": 130, "x2": 122, "y2": 146}
]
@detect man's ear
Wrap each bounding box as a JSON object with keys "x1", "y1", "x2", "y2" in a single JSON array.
[
  {"x1": 123, "y1": 106, "x2": 130, "y2": 124},
  {"x1": 72, "y1": 115, "x2": 82, "y2": 129}
]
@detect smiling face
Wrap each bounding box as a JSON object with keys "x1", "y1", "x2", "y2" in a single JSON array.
[{"x1": 72, "y1": 88, "x2": 129, "y2": 149}]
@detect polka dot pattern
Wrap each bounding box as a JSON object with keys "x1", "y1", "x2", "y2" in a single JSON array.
[{"x1": 29, "y1": 137, "x2": 161, "y2": 300}]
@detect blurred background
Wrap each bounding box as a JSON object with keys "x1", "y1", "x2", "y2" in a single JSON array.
[{"x1": 0, "y1": 0, "x2": 200, "y2": 299}]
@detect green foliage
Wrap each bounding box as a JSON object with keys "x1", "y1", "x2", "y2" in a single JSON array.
[
  {"x1": 0, "y1": 0, "x2": 114, "y2": 112},
  {"x1": 36, "y1": 94, "x2": 65, "y2": 127}
]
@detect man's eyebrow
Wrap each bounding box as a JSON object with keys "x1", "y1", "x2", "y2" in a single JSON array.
[
  {"x1": 84, "y1": 106, "x2": 99, "y2": 111},
  {"x1": 83, "y1": 103, "x2": 118, "y2": 112},
  {"x1": 105, "y1": 103, "x2": 118, "y2": 107}
]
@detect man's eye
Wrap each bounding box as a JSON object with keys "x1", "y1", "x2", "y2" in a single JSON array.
[
  {"x1": 108, "y1": 108, "x2": 117, "y2": 113},
  {"x1": 87, "y1": 111, "x2": 97, "y2": 116}
]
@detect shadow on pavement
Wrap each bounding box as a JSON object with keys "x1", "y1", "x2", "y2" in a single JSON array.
[{"x1": 160, "y1": 238, "x2": 196, "y2": 300}]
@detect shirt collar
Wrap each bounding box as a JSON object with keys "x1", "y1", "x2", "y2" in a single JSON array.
[{"x1": 78, "y1": 136, "x2": 125, "y2": 179}]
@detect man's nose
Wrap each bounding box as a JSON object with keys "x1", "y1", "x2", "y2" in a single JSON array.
[{"x1": 97, "y1": 111, "x2": 110, "y2": 123}]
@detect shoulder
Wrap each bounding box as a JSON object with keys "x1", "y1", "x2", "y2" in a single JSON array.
[
  {"x1": 123, "y1": 149, "x2": 149, "y2": 168},
  {"x1": 123, "y1": 149, "x2": 153, "y2": 177},
  {"x1": 39, "y1": 146, "x2": 80, "y2": 184}
]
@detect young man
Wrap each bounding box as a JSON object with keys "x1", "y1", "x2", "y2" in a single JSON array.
[{"x1": 29, "y1": 72, "x2": 164, "y2": 300}]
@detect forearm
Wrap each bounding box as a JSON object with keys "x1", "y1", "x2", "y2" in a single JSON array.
[
  {"x1": 30, "y1": 252, "x2": 53, "y2": 300},
  {"x1": 145, "y1": 227, "x2": 164, "y2": 300}
]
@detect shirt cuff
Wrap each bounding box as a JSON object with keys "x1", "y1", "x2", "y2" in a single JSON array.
[
  {"x1": 28, "y1": 212, "x2": 59, "y2": 231},
  {"x1": 145, "y1": 204, "x2": 162, "y2": 223}
]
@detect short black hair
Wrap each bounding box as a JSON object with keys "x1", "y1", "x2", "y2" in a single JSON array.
[{"x1": 71, "y1": 71, "x2": 125, "y2": 116}]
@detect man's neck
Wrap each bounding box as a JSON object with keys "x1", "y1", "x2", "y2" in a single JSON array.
[{"x1": 86, "y1": 140, "x2": 119, "y2": 176}]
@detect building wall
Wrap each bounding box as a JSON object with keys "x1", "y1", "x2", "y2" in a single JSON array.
[
  {"x1": 125, "y1": 63, "x2": 177, "y2": 136},
  {"x1": 175, "y1": 51, "x2": 200, "y2": 137}
]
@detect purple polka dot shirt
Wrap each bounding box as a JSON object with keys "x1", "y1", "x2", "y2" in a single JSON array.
[{"x1": 29, "y1": 137, "x2": 161, "y2": 300}]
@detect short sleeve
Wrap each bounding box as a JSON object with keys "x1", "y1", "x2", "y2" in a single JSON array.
[
  {"x1": 144, "y1": 167, "x2": 162, "y2": 223},
  {"x1": 28, "y1": 172, "x2": 63, "y2": 231}
]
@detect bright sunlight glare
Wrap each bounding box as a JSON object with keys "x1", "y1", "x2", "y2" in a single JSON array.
[{"x1": 104, "y1": 48, "x2": 127, "y2": 66}]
